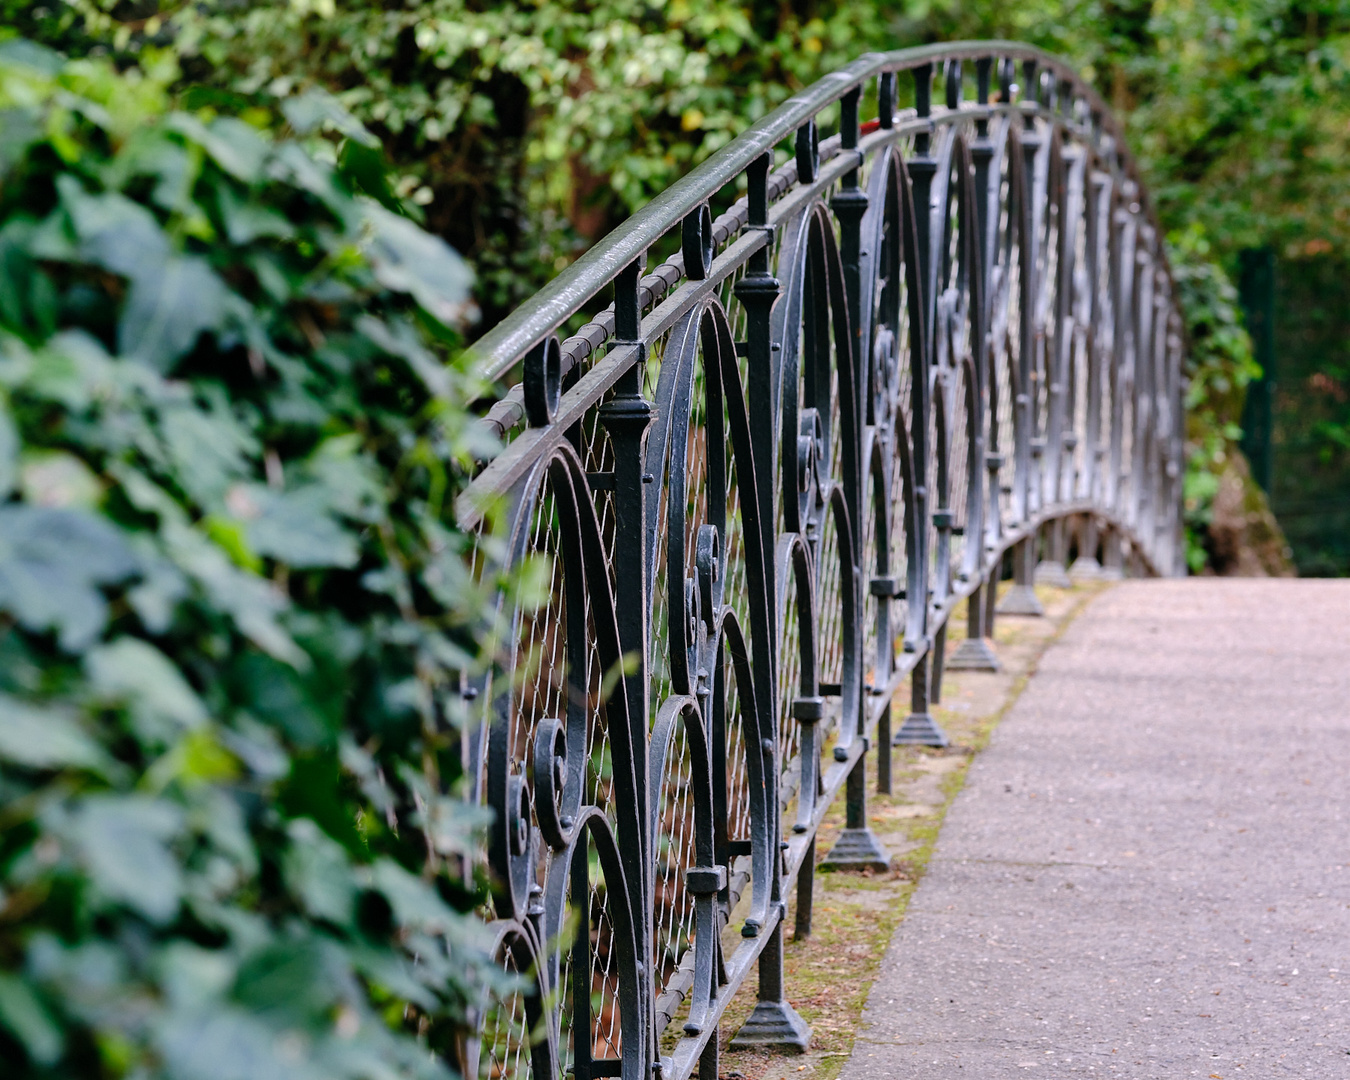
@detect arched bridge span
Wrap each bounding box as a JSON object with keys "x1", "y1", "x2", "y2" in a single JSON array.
[{"x1": 456, "y1": 41, "x2": 1186, "y2": 1080}]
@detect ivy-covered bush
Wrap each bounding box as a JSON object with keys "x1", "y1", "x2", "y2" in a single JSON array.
[{"x1": 0, "y1": 38, "x2": 509, "y2": 1079}]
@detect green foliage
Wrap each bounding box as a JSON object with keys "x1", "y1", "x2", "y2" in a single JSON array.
[
  {"x1": 0, "y1": 39, "x2": 508, "y2": 1078},
  {"x1": 33, "y1": 3, "x2": 1340, "y2": 562},
  {"x1": 1269, "y1": 254, "x2": 1350, "y2": 574},
  {"x1": 41, "y1": 0, "x2": 893, "y2": 323},
  {"x1": 1166, "y1": 225, "x2": 1262, "y2": 571}
]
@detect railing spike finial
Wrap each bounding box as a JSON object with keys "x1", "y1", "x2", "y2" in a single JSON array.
[
  {"x1": 795, "y1": 118, "x2": 820, "y2": 183},
  {"x1": 878, "y1": 70, "x2": 896, "y2": 129},
  {"x1": 945, "y1": 58, "x2": 963, "y2": 110},
  {"x1": 914, "y1": 62, "x2": 933, "y2": 154},
  {"x1": 999, "y1": 55, "x2": 1015, "y2": 103},
  {"x1": 1022, "y1": 57, "x2": 1038, "y2": 127}
]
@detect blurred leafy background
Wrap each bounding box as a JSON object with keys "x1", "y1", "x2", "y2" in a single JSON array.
[{"x1": 12, "y1": 0, "x2": 1350, "y2": 572}]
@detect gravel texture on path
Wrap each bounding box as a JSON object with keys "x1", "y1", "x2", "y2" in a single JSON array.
[{"x1": 841, "y1": 579, "x2": 1350, "y2": 1079}]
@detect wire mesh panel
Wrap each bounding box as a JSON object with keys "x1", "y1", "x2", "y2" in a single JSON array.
[{"x1": 477, "y1": 928, "x2": 548, "y2": 1080}]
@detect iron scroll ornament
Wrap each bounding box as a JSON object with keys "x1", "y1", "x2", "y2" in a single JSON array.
[{"x1": 461, "y1": 42, "x2": 1185, "y2": 1080}]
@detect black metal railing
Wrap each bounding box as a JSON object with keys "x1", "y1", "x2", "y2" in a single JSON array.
[{"x1": 457, "y1": 41, "x2": 1184, "y2": 1080}]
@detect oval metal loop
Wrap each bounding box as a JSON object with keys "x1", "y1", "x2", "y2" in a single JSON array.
[
  {"x1": 506, "y1": 773, "x2": 531, "y2": 858},
  {"x1": 945, "y1": 58, "x2": 962, "y2": 109},
  {"x1": 796, "y1": 118, "x2": 820, "y2": 184},
  {"x1": 682, "y1": 202, "x2": 714, "y2": 280},
  {"x1": 522, "y1": 333, "x2": 561, "y2": 426},
  {"x1": 694, "y1": 523, "x2": 720, "y2": 632},
  {"x1": 532, "y1": 717, "x2": 572, "y2": 849}
]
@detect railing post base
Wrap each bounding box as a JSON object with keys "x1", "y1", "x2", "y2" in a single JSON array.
[
  {"x1": 819, "y1": 826, "x2": 892, "y2": 871},
  {"x1": 1034, "y1": 518, "x2": 1073, "y2": 587},
  {"x1": 821, "y1": 752, "x2": 891, "y2": 871},
  {"x1": 947, "y1": 583, "x2": 1001, "y2": 671},
  {"x1": 1069, "y1": 514, "x2": 1104, "y2": 580},
  {"x1": 728, "y1": 999, "x2": 812, "y2": 1053},
  {"x1": 728, "y1": 922, "x2": 811, "y2": 1052},
  {"x1": 947, "y1": 635, "x2": 1001, "y2": 671},
  {"x1": 999, "y1": 538, "x2": 1045, "y2": 615},
  {"x1": 999, "y1": 583, "x2": 1046, "y2": 614},
  {"x1": 893, "y1": 712, "x2": 950, "y2": 747},
  {"x1": 1033, "y1": 560, "x2": 1072, "y2": 587},
  {"x1": 1070, "y1": 556, "x2": 1104, "y2": 581}
]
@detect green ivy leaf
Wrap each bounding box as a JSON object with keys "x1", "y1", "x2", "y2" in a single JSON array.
[
  {"x1": 237, "y1": 485, "x2": 360, "y2": 569},
  {"x1": 168, "y1": 114, "x2": 269, "y2": 184},
  {"x1": 86, "y1": 636, "x2": 208, "y2": 737},
  {"x1": 119, "y1": 255, "x2": 230, "y2": 373},
  {"x1": 362, "y1": 205, "x2": 475, "y2": 330},
  {"x1": 0, "y1": 505, "x2": 138, "y2": 651},
  {"x1": 282, "y1": 818, "x2": 356, "y2": 926},
  {"x1": 65, "y1": 794, "x2": 185, "y2": 923},
  {"x1": 230, "y1": 938, "x2": 346, "y2": 1030},
  {"x1": 156, "y1": 1006, "x2": 325, "y2": 1080},
  {"x1": 0, "y1": 974, "x2": 63, "y2": 1067},
  {"x1": 56, "y1": 175, "x2": 170, "y2": 278},
  {"x1": 0, "y1": 694, "x2": 108, "y2": 773}
]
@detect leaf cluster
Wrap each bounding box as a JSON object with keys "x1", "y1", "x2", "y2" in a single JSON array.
[
  {"x1": 1165, "y1": 225, "x2": 1262, "y2": 572},
  {"x1": 0, "y1": 38, "x2": 510, "y2": 1080}
]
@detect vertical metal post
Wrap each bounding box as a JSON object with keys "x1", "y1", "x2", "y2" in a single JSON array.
[
  {"x1": 895, "y1": 650, "x2": 947, "y2": 746},
  {"x1": 1004, "y1": 99, "x2": 1047, "y2": 635},
  {"x1": 999, "y1": 532, "x2": 1044, "y2": 615},
  {"x1": 821, "y1": 86, "x2": 893, "y2": 871},
  {"x1": 795, "y1": 836, "x2": 816, "y2": 939},
  {"x1": 729, "y1": 150, "x2": 811, "y2": 1055},
  {"x1": 698, "y1": 1030, "x2": 719, "y2": 1080},
  {"x1": 876, "y1": 702, "x2": 893, "y2": 794},
  {"x1": 1107, "y1": 187, "x2": 1137, "y2": 523},
  {"x1": 894, "y1": 62, "x2": 951, "y2": 748},
  {"x1": 1101, "y1": 524, "x2": 1125, "y2": 580},
  {"x1": 1071, "y1": 513, "x2": 1103, "y2": 581},
  {"x1": 930, "y1": 621, "x2": 948, "y2": 705},
  {"x1": 598, "y1": 257, "x2": 656, "y2": 1073},
  {"x1": 984, "y1": 562, "x2": 1000, "y2": 636},
  {"x1": 1035, "y1": 517, "x2": 1072, "y2": 587}
]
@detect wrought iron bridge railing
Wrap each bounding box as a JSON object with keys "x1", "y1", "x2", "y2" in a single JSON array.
[{"x1": 456, "y1": 40, "x2": 1185, "y2": 1080}]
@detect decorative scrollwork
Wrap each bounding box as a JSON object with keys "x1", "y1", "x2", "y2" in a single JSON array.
[{"x1": 460, "y1": 42, "x2": 1185, "y2": 1080}]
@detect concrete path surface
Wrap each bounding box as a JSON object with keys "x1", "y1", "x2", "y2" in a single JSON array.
[{"x1": 842, "y1": 580, "x2": 1350, "y2": 1078}]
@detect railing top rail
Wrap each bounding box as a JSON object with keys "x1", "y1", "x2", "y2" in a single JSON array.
[{"x1": 467, "y1": 40, "x2": 1150, "y2": 384}]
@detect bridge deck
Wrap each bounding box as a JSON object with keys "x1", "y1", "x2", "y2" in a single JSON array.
[{"x1": 842, "y1": 580, "x2": 1350, "y2": 1078}]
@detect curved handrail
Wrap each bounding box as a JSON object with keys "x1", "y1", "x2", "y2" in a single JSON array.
[{"x1": 467, "y1": 41, "x2": 1165, "y2": 385}]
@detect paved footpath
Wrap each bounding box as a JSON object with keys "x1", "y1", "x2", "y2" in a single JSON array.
[{"x1": 842, "y1": 580, "x2": 1350, "y2": 1078}]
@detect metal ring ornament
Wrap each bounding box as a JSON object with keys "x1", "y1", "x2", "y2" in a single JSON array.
[
  {"x1": 682, "y1": 203, "x2": 714, "y2": 280},
  {"x1": 796, "y1": 118, "x2": 820, "y2": 184},
  {"x1": 523, "y1": 333, "x2": 562, "y2": 426},
  {"x1": 533, "y1": 717, "x2": 574, "y2": 849}
]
